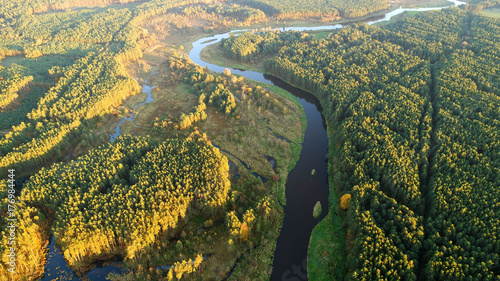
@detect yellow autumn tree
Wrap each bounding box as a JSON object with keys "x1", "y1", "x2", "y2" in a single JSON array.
[
  {"x1": 340, "y1": 194, "x2": 352, "y2": 211},
  {"x1": 240, "y1": 222, "x2": 249, "y2": 241}
]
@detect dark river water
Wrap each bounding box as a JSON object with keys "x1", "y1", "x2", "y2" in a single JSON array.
[
  {"x1": 189, "y1": 34, "x2": 331, "y2": 281},
  {"x1": 41, "y1": 237, "x2": 123, "y2": 281},
  {"x1": 266, "y1": 76, "x2": 330, "y2": 281},
  {"x1": 188, "y1": 0, "x2": 464, "y2": 278},
  {"x1": 41, "y1": 0, "x2": 466, "y2": 279}
]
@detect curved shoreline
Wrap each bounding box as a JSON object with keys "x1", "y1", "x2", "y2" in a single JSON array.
[
  {"x1": 189, "y1": 25, "x2": 331, "y2": 281},
  {"x1": 39, "y1": 1, "x2": 467, "y2": 279},
  {"x1": 188, "y1": 1, "x2": 465, "y2": 279}
]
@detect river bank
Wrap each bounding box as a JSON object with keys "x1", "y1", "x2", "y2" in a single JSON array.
[
  {"x1": 188, "y1": 0, "x2": 465, "y2": 279},
  {"x1": 37, "y1": 0, "x2": 466, "y2": 279}
]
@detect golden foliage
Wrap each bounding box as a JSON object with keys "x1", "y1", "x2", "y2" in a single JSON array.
[{"x1": 340, "y1": 194, "x2": 351, "y2": 211}]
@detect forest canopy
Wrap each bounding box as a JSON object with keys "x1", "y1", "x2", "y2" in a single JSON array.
[
  {"x1": 218, "y1": 7, "x2": 500, "y2": 280},
  {"x1": 1, "y1": 135, "x2": 231, "y2": 278},
  {"x1": 1, "y1": 0, "x2": 499, "y2": 280}
]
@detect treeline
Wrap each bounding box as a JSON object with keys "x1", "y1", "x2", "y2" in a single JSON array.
[
  {"x1": 0, "y1": 8, "x2": 131, "y2": 43},
  {"x1": 240, "y1": 0, "x2": 387, "y2": 18},
  {"x1": 0, "y1": 0, "x2": 142, "y2": 18},
  {"x1": 0, "y1": 55, "x2": 76, "y2": 130},
  {"x1": 221, "y1": 31, "x2": 310, "y2": 62},
  {"x1": 226, "y1": 7, "x2": 500, "y2": 280},
  {"x1": 0, "y1": 135, "x2": 230, "y2": 277},
  {"x1": 467, "y1": 0, "x2": 500, "y2": 9},
  {"x1": 0, "y1": 0, "x2": 183, "y2": 63},
  {"x1": 0, "y1": 68, "x2": 33, "y2": 111},
  {"x1": 0, "y1": 8, "x2": 133, "y2": 59},
  {"x1": 178, "y1": 3, "x2": 266, "y2": 22},
  {"x1": 241, "y1": 0, "x2": 340, "y2": 17},
  {"x1": 0, "y1": 52, "x2": 140, "y2": 175}
]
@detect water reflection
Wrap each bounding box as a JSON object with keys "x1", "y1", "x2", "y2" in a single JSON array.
[{"x1": 110, "y1": 84, "x2": 156, "y2": 142}]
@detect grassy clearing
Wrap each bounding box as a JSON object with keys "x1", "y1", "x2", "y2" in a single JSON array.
[
  {"x1": 248, "y1": 79, "x2": 306, "y2": 204},
  {"x1": 201, "y1": 42, "x2": 264, "y2": 72},
  {"x1": 134, "y1": 84, "x2": 195, "y2": 127},
  {"x1": 116, "y1": 83, "x2": 197, "y2": 138},
  {"x1": 201, "y1": 79, "x2": 303, "y2": 178},
  {"x1": 308, "y1": 210, "x2": 345, "y2": 280},
  {"x1": 310, "y1": 31, "x2": 333, "y2": 39},
  {"x1": 0, "y1": 56, "x2": 24, "y2": 68},
  {"x1": 481, "y1": 8, "x2": 500, "y2": 18},
  {"x1": 405, "y1": 10, "x2": 424, "y2": 16}
]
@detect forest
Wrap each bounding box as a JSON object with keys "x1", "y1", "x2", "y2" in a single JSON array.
[
  {"x1": 240, "y1": 0, "x2": 387, "y2": 19},
  {"x1": 0, "y1": 0, "x2": 307, "y2": 279},
  {"x1": 1, "y1": 0, "x2": 500, "y2": 280},
  {"x1": 21, "y1": 136, "x2": 230, "y2": 275},
  {"x1": 220, "y1": 6, "x2": 500, "y2": 280}
]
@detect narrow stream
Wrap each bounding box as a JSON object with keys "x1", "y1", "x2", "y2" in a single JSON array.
[
  {"x1": 110, "y1": 84, "x2": 155, "y2": 142},
  {"x1": 42, "y1": 0, "x2": 465, "y2": 279},
  {"x1": 41, "y1": 82, "x2": 155, "y2": 280}
]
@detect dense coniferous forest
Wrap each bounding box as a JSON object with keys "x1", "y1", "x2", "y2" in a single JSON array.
[
  {"x1": 221, "y1": 6, "x2": 500, "y2": 280},
  {"x1": 241, "y1": 0, "x2": 387, "y2": 18},
  {"x1": 1, "y1": 0, "x2": 500, "y2": 280},
  {"x1": 0, "y1": 0, "x2": 393, "y2": 181},
  {"x1": 0, "y1": 0, "x2": 309, "y2": 279},
  {"x1": 0, "y1": 52, "x2": 140, "y2": 176},
  {"x1": 22, "y1": 136, "x2": 230, "y2": 272}
]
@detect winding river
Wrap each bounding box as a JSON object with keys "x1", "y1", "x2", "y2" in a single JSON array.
[
  {"x1": 43, "y1": 0, "x2": 465, "y2": 279},
  {"x1": 191, "y1": 26, "x2": 331, "y2": 281},
  {"x1": 189, "y1": 1, "x2": 465, "y2": 279}
]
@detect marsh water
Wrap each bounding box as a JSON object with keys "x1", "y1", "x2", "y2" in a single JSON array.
[
  {"x1": 43, "y1": 0, "x2": 465, "y2": 279},
  {"x1": 41, "y1": 237, "x2": 123, "y2": 281},
  {"x1": 110, "y1": 84, "x2": 155, "y2": 142}
]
